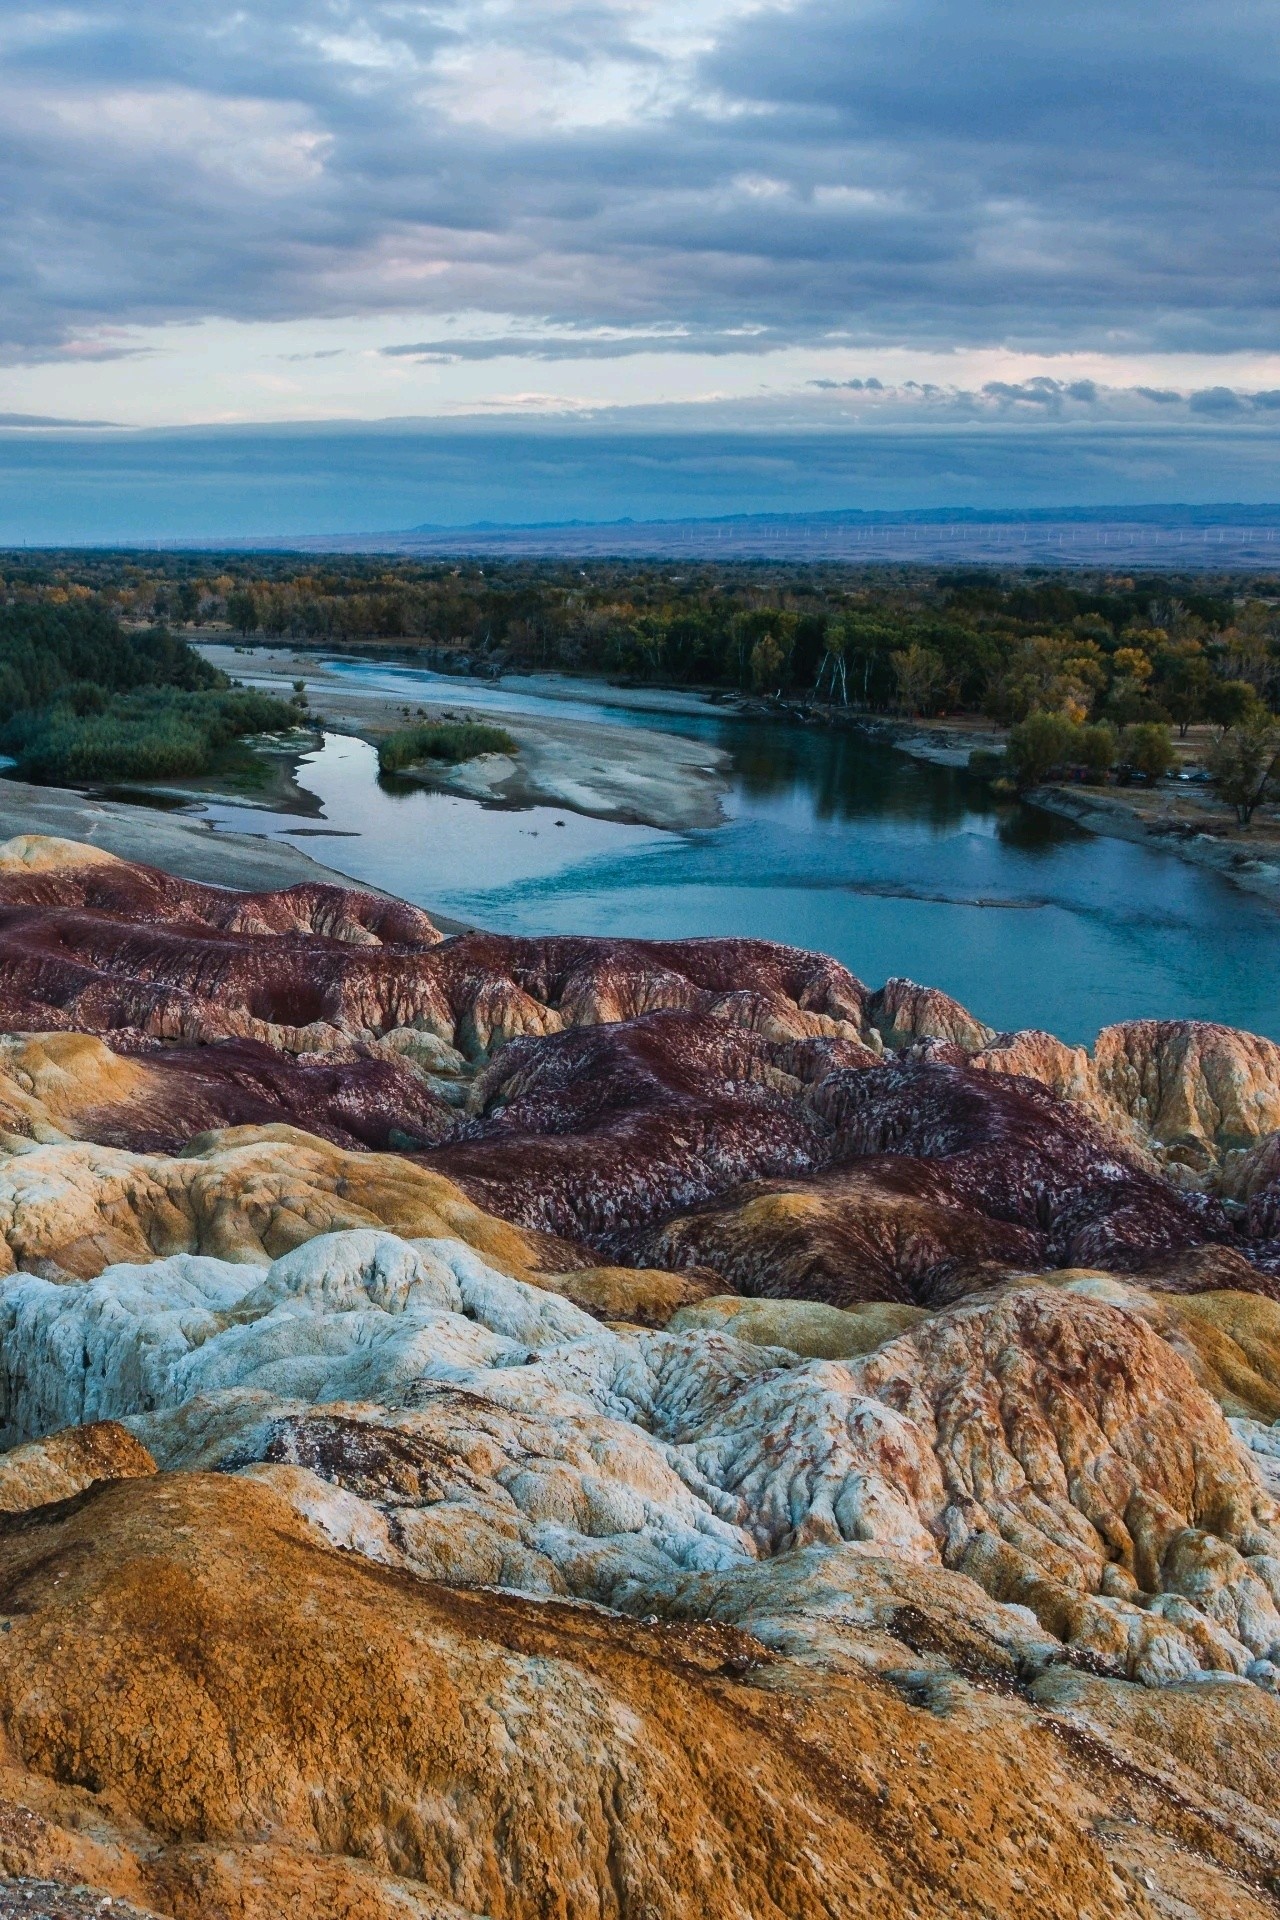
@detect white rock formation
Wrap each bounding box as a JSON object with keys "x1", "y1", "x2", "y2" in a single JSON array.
[{"x1": 1, "y1": 1228, "x2": 1278, "y2": 1689}]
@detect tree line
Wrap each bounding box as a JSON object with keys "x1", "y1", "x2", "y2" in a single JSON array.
[{"x1": 0, "y1": 554, "x2": 1275, "y2": 815}]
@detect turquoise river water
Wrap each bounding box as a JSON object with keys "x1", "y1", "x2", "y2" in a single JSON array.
[{"x1": 185, "y1": 656, "x2": 1279, "y2": 1045}]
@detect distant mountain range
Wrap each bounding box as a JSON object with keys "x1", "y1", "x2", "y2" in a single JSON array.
[{"x1": 186, "y1": 503, "x2": 1280, "y2": 569}]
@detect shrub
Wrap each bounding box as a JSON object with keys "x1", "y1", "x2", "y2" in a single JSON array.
[
  {"x1": 0, "y1": 688, "x2": 299, "y2": 785},
  {"x1": 378, "y1": 721, "x2": 517, "y2": 775},
  {"x1": 967, "y1": 747, "x2": 1006, "y2": 781}
]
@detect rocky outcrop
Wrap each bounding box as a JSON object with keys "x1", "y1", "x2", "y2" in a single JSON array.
[
  {"x1": 0, "y1": 1030, "x2": 456, "y2": 1154},
  {"x1": 1096, "y1": 1019, "x2": 1280, "y2": 1167},
  {"x1": 0, "y1": 841, "x2": 871, "y2": 1066},
  {"x1": 433, "y1": 1013, "x2": 871, "y2": 1243},
  {"x1": 0, "y1": 833, "x2": 444, "y2": 947},
  {"x1": 868, "y1": 976, "x2": 995, "y2": 1051},
  {"x1": 635, "y1": 1061, "x2": 1258, "y2": 1308},
  {"x1": 0, "y1": 836, "x2": 1269, "y2": 1308},
  {"x1": 0, "y1": 1468, "x2": 1177, "y2": 1920},
  {"x1": 635, "y1": 1161, "x2": 1043, "y2": 1305},
  {"x1": 1221, "y1": 1133, "x2": 1280, "y2": 1270},
  {"x1": 0, "y1": 1420, "x2": 154, "y2": 1513},
  {"x1": 0, "y1": 1127, "x2": 568, "y2": 1280}
]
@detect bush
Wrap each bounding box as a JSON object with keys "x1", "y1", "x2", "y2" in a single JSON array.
[
  {"x1": 1119, "y1": 722, "x2": 1176, "y2": 782},
  {"x1": 378, "y1": 721, "x2": 517, "y2": 775},
  {"x1": 0, "y1": 688, "x2": 299, "y2": 785}
]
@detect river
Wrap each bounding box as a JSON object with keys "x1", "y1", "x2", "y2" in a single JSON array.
[{"x1": 187, "y1": 656, "x2": 1279, "y2": 1045}]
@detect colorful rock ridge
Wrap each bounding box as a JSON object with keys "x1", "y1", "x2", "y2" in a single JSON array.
[{"x1": 0, "y1": 835, "x2": 1276, "y2": 1917}]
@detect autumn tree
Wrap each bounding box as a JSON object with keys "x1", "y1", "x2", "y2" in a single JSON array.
[{"x1": 890, "y1": 643, "x2": 944, "y2": 716}]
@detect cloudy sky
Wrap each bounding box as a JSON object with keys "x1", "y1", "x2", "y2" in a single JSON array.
[{"x1": 0, "y1": 0, "x2": 1278, "y2": 530}]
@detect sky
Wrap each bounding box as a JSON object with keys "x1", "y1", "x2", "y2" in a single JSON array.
[{"x1": 0, "y1": 0, "x2": 1278, "y2": 535}]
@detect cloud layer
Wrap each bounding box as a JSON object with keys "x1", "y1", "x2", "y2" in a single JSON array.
[
  {"x1": 5, "y1": 415, "x2": 1280, "y2": 544},
  {"x1": 1, "y1": 0, "x2": 1277, "y2": 365}
]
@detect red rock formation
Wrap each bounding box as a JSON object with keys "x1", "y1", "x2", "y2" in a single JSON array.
[
  {"x1": 0, "y1": 841, "x2": 1271, "y2": 1298},
  {"x1": 0, "y1": 835, "x2": 443, "y2": 948},
  {"x1": 434, "y1": 1012, "x2": 873, "y2": 1241}
]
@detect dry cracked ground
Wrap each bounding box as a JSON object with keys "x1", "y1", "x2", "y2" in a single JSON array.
[{"x1": 0, "y1": 836, "x2": 1277, "y2": 1915}]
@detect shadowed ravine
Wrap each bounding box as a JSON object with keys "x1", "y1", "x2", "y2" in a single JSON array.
[{"x1": 0, "y1": 833, "x2": 1278, "y2": 1917}]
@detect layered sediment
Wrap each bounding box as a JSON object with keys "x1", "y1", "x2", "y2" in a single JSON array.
[{"x1": 0, "y1": 836, "x2": 1276, "y2": 1917}]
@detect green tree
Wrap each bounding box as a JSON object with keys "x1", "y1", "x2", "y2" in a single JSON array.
[
  {"x1": 1077, "y1": 722, "x2": 1117, "y2": 780},
  {"x1": 1206, "y1": 678, "x2": 1266, "y2": 731},
  {"x1": 1207, "y1": 717, "x2": 1279, "y2": 825},
  {"x1": 1155, "y1": 643, "x2": 1211, "y2": 736},
  {"x1": 226, "y1": 590, "x2": 259, "y2": 636},
  {"x1": 1119, "y1": 722, "x2": 1176, "y2": 781},
  {"x1": 1006, "y1": 710, "x2": 1079, "y2": 788}
]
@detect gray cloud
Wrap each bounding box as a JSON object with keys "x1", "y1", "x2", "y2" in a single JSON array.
[
  {"x1": 0, "y1": 412, "x2": 118, "y2": 427},
  {"x1": 0, "y1": 0, "x2": 1275, "y2": 363},
  {"x1": 379, "y1": 328, "x2": 780, "y2": 362},
  {"x1": 6, "y1": 416, "x2": 1280, "y2": 545},
  {"x1": 1190, "y1": 386, "x2": 1246, "y2": 414}
]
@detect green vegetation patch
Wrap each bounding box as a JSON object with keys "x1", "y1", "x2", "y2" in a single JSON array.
[
  {"x1": 1, "y1": 687, "x2": 301, "y2": 785},
  {"x1": 0, "y1": 601, "x2": 223, "y2": 716},
  {"x1": 378, "y1": 720, "x2": 517, "y2": 775}
]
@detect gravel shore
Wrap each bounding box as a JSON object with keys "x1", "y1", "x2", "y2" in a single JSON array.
[{"x1": 200, "y1": 643, "x2": 730, "y2": 832}]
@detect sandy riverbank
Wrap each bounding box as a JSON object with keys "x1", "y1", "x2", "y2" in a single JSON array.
[
  {"x1": 0, "y1": 777, "x2": 406, "y2": 898},
  {"x1": 200, "y1": 643, "x2": 729, "y2": 832}
]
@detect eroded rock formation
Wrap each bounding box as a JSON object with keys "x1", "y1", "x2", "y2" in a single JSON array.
[{"x1": 0, "y1": 837, "x2": 1273, "y2": 1916}]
